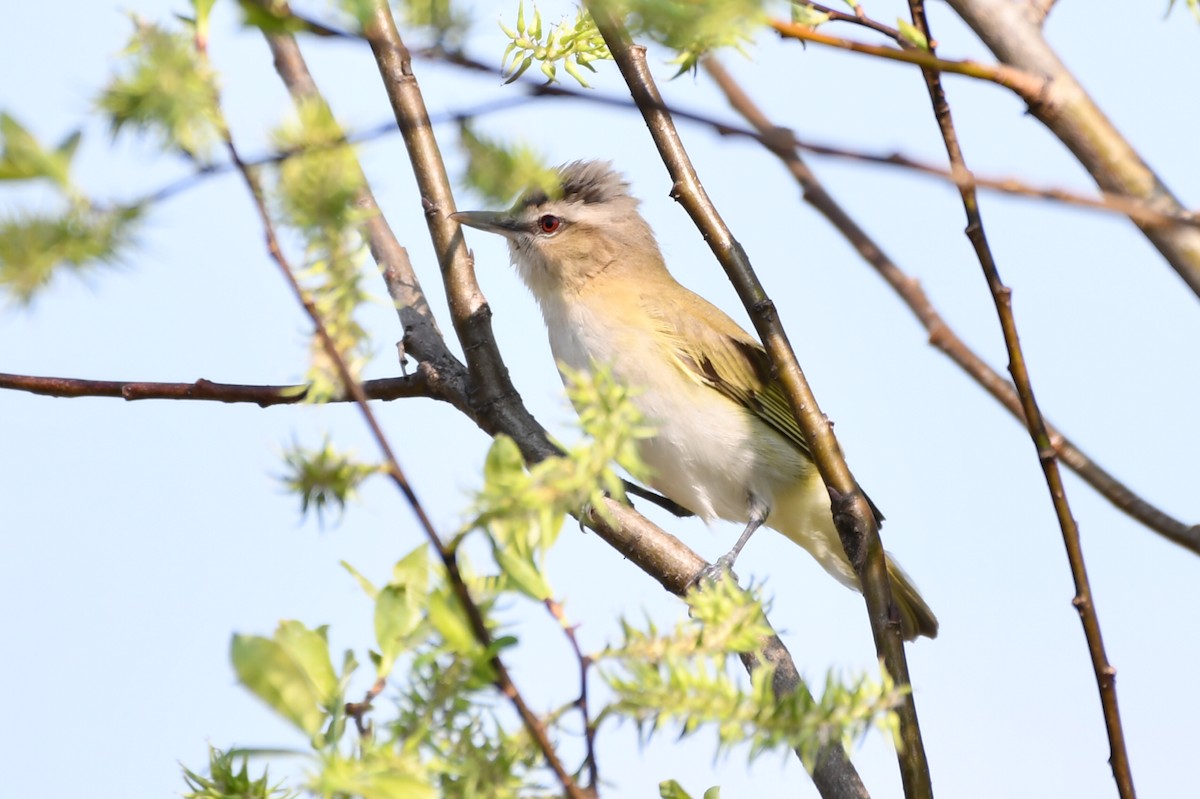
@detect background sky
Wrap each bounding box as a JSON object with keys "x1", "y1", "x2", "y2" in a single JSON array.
[{"x1": 2, "y1": 1, "x2": 1198, "y2": 797}]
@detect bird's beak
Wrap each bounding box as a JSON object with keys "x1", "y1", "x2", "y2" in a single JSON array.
[{"x1": 451, "y1": 210, "x2": 522, "y2": 238}]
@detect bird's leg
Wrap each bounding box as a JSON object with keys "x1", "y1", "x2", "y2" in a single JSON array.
[{"x1": 695, "y1": 495, "x2": 770, "y2": 586}]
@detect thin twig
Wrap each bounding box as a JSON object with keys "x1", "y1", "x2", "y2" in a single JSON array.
[
  {"x1": 545, "y1": 599, "x2": 599, "y2": 790},
  {"x1": 248, "y1": 20, "x2": 587, "y2": 795},
  {"x1": 945, "y1": 0, "x2": 1200, "y2": 297},
  {"x1": 769, "y1": 17, "x2": 1045, "y2": 100},
  {"x1": 125, "y1": 49, "x2": 1199, "y2": 236},
  {"x1": 584, "y1": 6, "x2": 928, "y2": 797},
  {"x1": 359, "y1": 4, "x2": 870, "y2": 794},
  {"x1": 700, "y1": 56, "x2": 1199, "y2": 555},
  {"x1": 360, "y1": 3, "x2": 558, "y2": 460},
  {"x1": 227, "y1": 122, "x2": 594, "y2": 799},
  {"x1": 801, "y1": 2, "x2": 907, "y2": 41},
  {"x1": 205, "y1": 22, "x2": 588, "y2": 795},
  {"x1": 425, "y1": 47, "x2": 1200, "y2": 231},
  {"x1": 906, "y1": 3, "x2": 1136, "y2": 797},
  {"x1": 262, "y1": 28, "x2": 477, "y2": 433}
]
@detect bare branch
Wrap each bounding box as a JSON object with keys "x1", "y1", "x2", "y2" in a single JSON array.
[
  {"x1": 701, "y1": 57, "x2": 1199, "y2": 555},
  {"x1": 245, "y1": 13, "x2": 588, "y2": 794},
  {"x1": 905, "y1": 4, "x2": 1136, "y2": 796},
  {"x1": 588, "y1": 500, "x2": 869, "y2": 799},
  {"x1": 0, "y1": 370, "x2": 457, "y2": 407},
  {"x1": 801, "y1": 3, "x2": 907, "y2": 41},
  {"x1": 584, "y1": 6, "x2": 929, "y2": 797},
  {"x1": 769, "y1": 17, "x2": 1046, "y2": 99},
  {"x1": 545, "y1": 598, "x2": 600, "y2": 790},
  {"x1": 1027, "y1": 0, "x2": 1058, "y2": 26},
  {"x1": 946, "y1": 0, "x2": 1200, "y2": 298},
  {"x1": 263, "y1": 31, "x2": 463, "y2": 383}
]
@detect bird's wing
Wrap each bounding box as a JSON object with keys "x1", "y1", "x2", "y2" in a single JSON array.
[
  {"x1": 646, "y1": 287, "x2": 886, "y2": 524},
  {"x1": 646, "y1": 289, "x2": 814, "y2": 463}
]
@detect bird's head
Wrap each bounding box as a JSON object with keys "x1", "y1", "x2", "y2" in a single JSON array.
[{"x1": 453, "y1": 160, "x2": 663, "y2": 299}]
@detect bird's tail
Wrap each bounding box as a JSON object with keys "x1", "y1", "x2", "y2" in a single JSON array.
[{"x1": 886, "y1": 554, "x2": 939, "y2": 641}]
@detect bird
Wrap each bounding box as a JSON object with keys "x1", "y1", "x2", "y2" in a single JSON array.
[{"x1": 452, "y1": 160, "x2": 938, "y2": 640}]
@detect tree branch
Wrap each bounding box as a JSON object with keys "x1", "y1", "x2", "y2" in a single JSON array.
[
  {"x1": 0, "y1": 370, "x2": 455, "y2": 406},
  {"x1": 357, "y1": 6, "x2": 864, "y2": 795},
  {"x1": 584, "y1": 6, "x2": 929, "y2": 797},
  {"x1": 263, "y1": 29, "x2": 466, "y2": 389},
  {"x1": 769, "y1": 17, "x2": 1046, "y2": 99},
  {"x1": 700, "y1": 56, "x2": 1199, "y2": 556},
  {"x1": 946, "y1": 0, "x2": 1200, "y2": 298},
  {"x1": 905, "y1": 3, "x2": 1136, "y2": 796},
  {"x1": 360, "y1": 6, "x2": 557, "y2": 459}
]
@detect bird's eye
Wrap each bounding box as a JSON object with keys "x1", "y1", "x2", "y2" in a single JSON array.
[{"x1": 538, "y1": 214, "x2": 561, "y2": 234}]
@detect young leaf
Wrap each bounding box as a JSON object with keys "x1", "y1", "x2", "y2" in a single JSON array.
[{"x1": 231, "y1": 632, "x2": 329, "y2": 736}]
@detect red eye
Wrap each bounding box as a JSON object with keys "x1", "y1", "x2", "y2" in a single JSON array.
[{"x1": 538, "y1": 214, "x2": 561, "y2": 234}]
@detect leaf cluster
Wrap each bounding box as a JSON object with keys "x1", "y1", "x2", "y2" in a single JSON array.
[
  {"x1": 599, "y1": 576, "x2": 904, "y2": 769},
  {"x1": 615, "y1": 0, "x2": 766, "y2": 74},
  {"x1": 280, "y1": 438, "x2": 381, "y2": 524},
  {"x1": 500, "y1": 1, "x2": 610, "y2": 86},
  {"x1": 183, "y1": 745, "x2": 296, "y2": 799},
  {"x1": 270, "y1": 98, "x2": 373, "y2": 399},
  {"x1": 467, "y1": 364, "x2": 653, "y2": 601},
  {"x1": 0, "y1": 114, "x2": 142, "y2": 304},
  {"x1": 458, "y1": 123, "x2": 560, "y2": 207},
  {"x1": 96, "y1": 18, "x2": 222, "y2": 158}
]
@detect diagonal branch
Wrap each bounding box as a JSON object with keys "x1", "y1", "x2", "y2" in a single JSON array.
[
  {"x1": 769, "y1": 17, "x2": 1046, "y2": 99},
  {"x1": 355, "y1": 5, "x2": 866, "y2": 796},
  {"x1": 700, "y1": 56, "x2": 1199, "y2": 556},
  {"x1": 263, "y1": 29, "x2": 464, "y2": 386},
  {"x1": 584, "y1": 6, "x2": 929, "y2": 798},
  {"x1": 905, "y1": 3, "x2": 1136, "y2": 797},
  {"x1": 945, "y1": 0, "x2": 1200, "y2": 298},
  {"x1": 360, "y1": 5, "x2": 556, "y2": 460}
]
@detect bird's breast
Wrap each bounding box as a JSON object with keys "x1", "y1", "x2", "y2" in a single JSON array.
[{"x1": 537, "y1": 293, "x2": 802, "y2": 524}]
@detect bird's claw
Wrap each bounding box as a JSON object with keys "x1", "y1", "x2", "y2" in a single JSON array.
[{"x1": 692, "y1": 554, "x2": 740, "y2": 589}]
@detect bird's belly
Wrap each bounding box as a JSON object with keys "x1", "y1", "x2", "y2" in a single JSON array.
[
  {"x1": 633, "y1": 380, "x2": 808, "y2": 524},
  {"x1": 543, "y1": 301, "x2": 805, "y2": 523}
]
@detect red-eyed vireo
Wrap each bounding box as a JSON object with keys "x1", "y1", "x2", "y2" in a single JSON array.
[{"x1": 453, "y1": 160, "x2": 938, "y2": 640}]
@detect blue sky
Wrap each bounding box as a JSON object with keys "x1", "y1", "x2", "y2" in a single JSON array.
[{"x1": 1, "y1": 1, "x2": 1198, "y2": 797}]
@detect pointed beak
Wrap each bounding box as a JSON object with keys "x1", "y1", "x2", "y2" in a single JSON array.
[{"x1": 450, "y1": 210, "x2": 523, "y2": 239}]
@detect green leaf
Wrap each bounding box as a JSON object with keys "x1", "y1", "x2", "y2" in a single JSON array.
[
  {"x1": 374, "y1": 584, "x2": 422, "y2": 676},
  {"x1": 237, "y1": 0, "x2": 308, "y2": 34},
  {"x1": 492, "y1": 542, "x2": 552, "y2": 601},
  {"x1": 391, "y1": 544, "x2": 430, "y2": 596},
  {"x1": 458, "y1": 123, "x2": 560, "y2": 207},
  {"x1": 0, "y1": 202, "x2": 142, "y2": 304},
  {"x1": 311, "y1": 747, "x2": 436, "y2": 799},
  {"x1": 703, "y1": 788, "x2": 722, "y2": 799},
  {"x1": 483, "y1": 434, "x2": 525, "y2": 485},
  {"x1": 896, "y1": 19, "x2": 929, "y2": 51},
  {"x1": 791, "y1": 3, "x2": 831, "y2": 27},
  {"x1": 659, "y1": 780, "x2": 694, "y2": 799},
  {"x1": 428, "y1": 588, "x2": 477, "y2": 655},
  {"x1": 341, "y1": 560, "x2": 379, "y2": 600},
  {"x1": 0, "y1": 113, "x2": 78, "y2": 188},
  {"x1": 275, "y1": 621, "x2": 338, "y2": 697},
  {"x1": 97, "y1": 19, "x2": 223, "y2": 158},
  {"x1": 498, "y1": 5, "x2": 611, "y2": 87},
  {"x1": 182, "y1": 745, "x2": 292, "y2": 799},
  {"x1": 231, "y1": 631, "x2": 329, "y2": 736},
  {"x1": 191, "y1": 0, "x2": 218, "y2": 45},
  {"x1": 280, "y1": 440, "x2": 377, "y2": 521}
]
